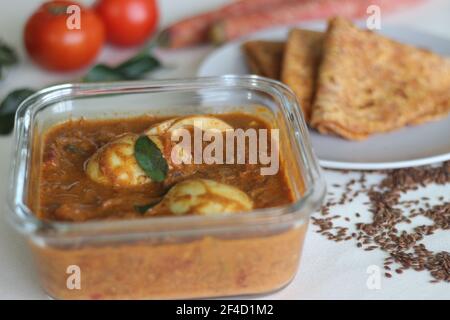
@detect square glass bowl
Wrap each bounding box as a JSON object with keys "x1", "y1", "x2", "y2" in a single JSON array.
[{"x1": 7, "y1": 76, "x2": 325, "y2": 299}]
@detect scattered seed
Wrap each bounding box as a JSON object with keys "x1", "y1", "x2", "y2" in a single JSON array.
[{"x1": 311, "y1": 161, "x2": 450, "y2": 283}]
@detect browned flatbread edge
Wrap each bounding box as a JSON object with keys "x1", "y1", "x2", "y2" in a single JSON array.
[
  {"x1": 241, "y1": 40, "x2": 284, "y2": 79},
  {"x1": 281, "y1": 29, "x2": 324, "y2": 122}
]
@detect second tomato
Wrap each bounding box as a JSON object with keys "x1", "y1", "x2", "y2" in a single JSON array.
[{"x1": 95, "y1": 0, "x2": 159, "y2": 47}]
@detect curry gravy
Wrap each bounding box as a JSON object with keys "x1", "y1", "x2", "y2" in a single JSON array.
[{"x1": 35, "y1": 113, "x2": 293, "y2": 221}]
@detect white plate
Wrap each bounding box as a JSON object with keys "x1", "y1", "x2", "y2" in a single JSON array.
[{"x1": 197, "y1": 22, "x2": 450, "y2": 170}]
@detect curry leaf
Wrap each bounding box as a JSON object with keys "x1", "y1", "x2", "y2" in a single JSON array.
[
  {"x1": 83, "y1": 64, "x2": 125, "y2": 82},
  {"x1": 0, "y1": 88, "x2": 35, "y2": 135},
  {"x1": 0, "y1": 88, "x2": 35, "y2": 115},
  {"x1": 116, "y1": 54, "x2": 160, "y2": 80},
  {"x1": 84, "y1": 53, "x2": 160, "y2": 82},
  {"x1": 134, "y1": 135, "x2": 168, "y2": 182},
  {"x1": 0, "y1": 113, "x2": 15, "y2": 135}
]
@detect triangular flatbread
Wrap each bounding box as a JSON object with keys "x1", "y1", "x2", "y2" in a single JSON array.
[
  {"x1": 281, "y1": 29, "x2": 324, "y2": 122},
  {"x1": 311, "y1": 17, "x2": 450, "y2": 140},
  {"x1": 241, "y1": 40, "x2": 284, "y2": 79}
]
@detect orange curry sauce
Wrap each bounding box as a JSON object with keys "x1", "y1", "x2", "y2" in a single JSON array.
[{"x1": 36, "y1": 113, "x2": 293, "y2": 222}]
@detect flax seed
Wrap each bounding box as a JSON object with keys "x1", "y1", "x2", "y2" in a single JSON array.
[{"x1": 311, "y1": 161, "x2": 450, "y2": 283}]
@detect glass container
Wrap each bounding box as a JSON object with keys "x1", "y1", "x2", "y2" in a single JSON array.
[{"x1": 8, "y1": 76, "x2": 325, "y2": 299}]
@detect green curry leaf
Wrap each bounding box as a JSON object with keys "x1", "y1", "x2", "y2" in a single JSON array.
[
  {"x1": 83, "y1": 64, "x2": 125, "y2": 82},
  {"x1": 0, "y1": 113, "x2": 16, "y2": 135},
  {"x1": 0, "y1": 88, "x2": 35, "y2": 115},
  {"x1": 115, "y1": 54, "x2": 160, "y2": 80},
  {"x1": 84, "y1": 53, "x2": 160, "y2": 82},
  {"x1": 134, "y1": 135, "x2": 168, "y2": 182},
  {"x1": 0, "y1": 88, "x2": 35, "y2": 135}
]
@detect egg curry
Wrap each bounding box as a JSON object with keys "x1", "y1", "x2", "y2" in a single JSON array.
[{"x1": 36, "y1": 113, "x2": 293, "y2": 222}]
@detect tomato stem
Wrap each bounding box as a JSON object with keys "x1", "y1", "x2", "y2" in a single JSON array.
[{"x1": 47, "y1": 4, "x2": 69, "y2": 15}]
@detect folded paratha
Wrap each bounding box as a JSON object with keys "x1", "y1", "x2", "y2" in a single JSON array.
[
  {"x1": 281, "y1": 29, "x2": 324, "y2": 122},
  {"x1": 311, "y1": 17, "x2": 450, "y2": 140},
  {"x1": 241, "y1": 40, "x2": 284, "y2": 79}
]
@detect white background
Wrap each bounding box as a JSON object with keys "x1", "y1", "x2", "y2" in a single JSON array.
[{"x1": 0, "y1": 0, "x2": 449, "y2": 299}]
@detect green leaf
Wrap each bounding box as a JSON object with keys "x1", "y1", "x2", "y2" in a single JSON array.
[
  {"x1": 0, "y1": 41, "x2": 18, "y2": 66},
  {"x1": 116, "y1": 54, "x2": 160, "y2": 80},
  {"x1": 0, "y1": 113, "x2": 15, "y2": 135},
  {"x1": 84, "y1": 53, "x2": 160, "y2": 82},
  {"x1": 0, "y1": 88, "x2": 35, "y2": 115},
  {"x1": 83, "y1": 64, "x2": 124, "y2": 82},
  {"x1": 0, "y1": 88, "x2": 35, "y2": 135},
  {"x1": 134, "y1": 135, "x2": 168, "y2": 182},
  {"x1": 134, "y1": 201, "x2": 159, "y2": 214}
]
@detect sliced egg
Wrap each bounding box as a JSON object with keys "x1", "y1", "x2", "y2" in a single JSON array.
[
  {"x1": 144, "y1": 115, "x2": 233, "y2": 136},
  {"x1": 85, "y1": 133, "x2": 164, "y2": 187},
  {"x1": 145, "y1": 118, "x2": 177, "y2": 136},
  {"x1": 145, "y1": 115, "x2": 233, "y2": 167},
  {"x1": 154, "y1": 178, "x2": 254, "y2": 216}
]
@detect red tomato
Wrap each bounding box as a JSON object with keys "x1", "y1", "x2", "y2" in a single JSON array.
[
  {"x1": 94, "y1": 0, "x2": 159, "y2": 47},
  {"x1": 24, "y1": 0, "x2": 105, "y2": 72}
]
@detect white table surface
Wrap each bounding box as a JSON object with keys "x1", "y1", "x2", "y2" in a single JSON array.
[{"x1": 0, "y1": 0, "x2": 449, "y2": 300}]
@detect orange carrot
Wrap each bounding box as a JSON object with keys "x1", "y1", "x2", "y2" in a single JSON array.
[
  {"x1": 158, "y1": 0, "x2": 300, "y2": 49},
  {"x1": 210, "y1": 0, "x2": 426, "y2": 44}
]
